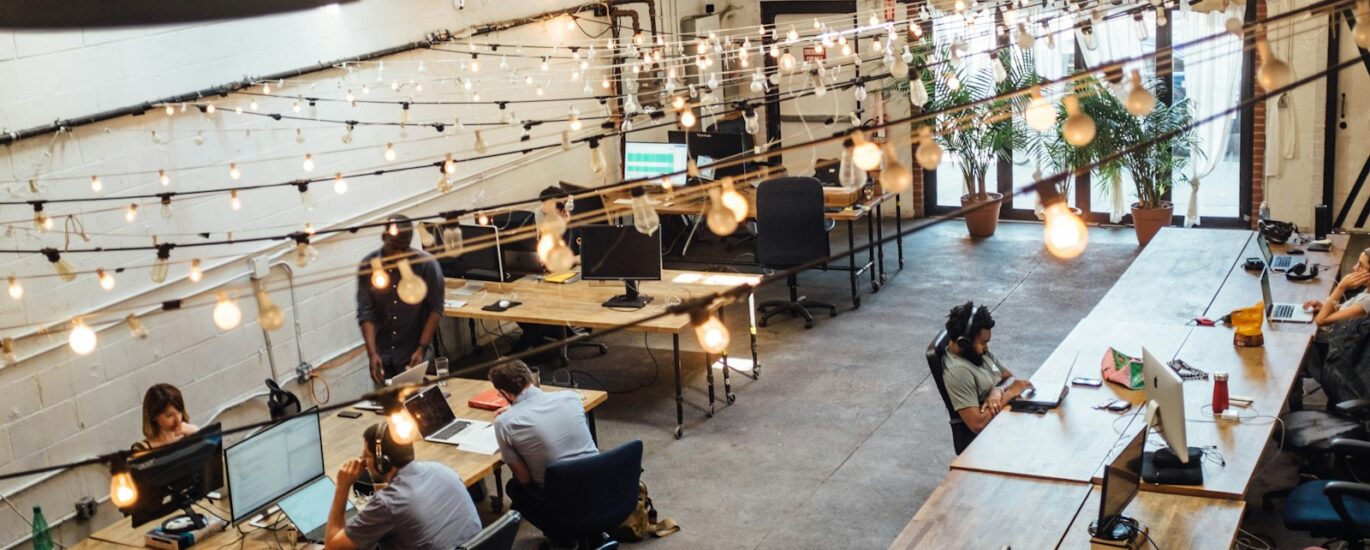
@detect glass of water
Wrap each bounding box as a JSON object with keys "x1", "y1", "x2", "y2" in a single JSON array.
[{"x1": 434, "y1": 357, "x2": 449, "y2": 387}]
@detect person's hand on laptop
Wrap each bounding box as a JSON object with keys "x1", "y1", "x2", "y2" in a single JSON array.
[
  {"x1": 408, "y1": 348, "x2": 426, "y2": 368},
  {"x1": 982, "y1": 389, "x2": 1005, "y2": 415},
  {"x1": 1304, "y1": 300, "x2": 1322, "y2": 312}
]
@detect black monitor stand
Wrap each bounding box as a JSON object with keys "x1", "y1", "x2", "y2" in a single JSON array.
[
  {"x1": 159, "y1": 481, "x2": 210, "y2": 534},
  {"x1": 603, "y1": 280, "x2": 653, "y2": 309},
  {"x1": 1142, "y1": 446, "x2": 1205, "y2": 485}
]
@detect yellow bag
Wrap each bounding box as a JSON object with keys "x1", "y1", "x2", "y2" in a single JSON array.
[{"x1": 1229, "y1": 302, "x2": 1265, "y2": 347}]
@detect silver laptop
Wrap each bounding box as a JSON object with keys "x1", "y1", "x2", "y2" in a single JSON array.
[
  {"x1": 1263, "y1": 269, "x2": 1314, "y2": 323},
  {"x1": 277, "y1": 477, "x2": 356, "y2": 544},
  {"x1": 1012, "y1": 352, "x2": 1080, "y2": 410},
  {"x1": 356, "y1": 361, "x2": 429, "y2": 411},
  {"x1": 404, "y1": 386, "x2": 486, "y2": 446},
  {"x1": 1258, "y1": 234, "x2": 1304, "y2": 272}
]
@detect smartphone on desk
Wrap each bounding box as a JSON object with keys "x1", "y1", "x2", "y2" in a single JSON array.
[{"x1": 1071, "y1": 377, "x2": 1103, "y2": 388}]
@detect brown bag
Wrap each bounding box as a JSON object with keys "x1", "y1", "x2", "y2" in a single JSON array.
[{"x1": 612, "y1": 481, "x2": 679, "y2": 542}]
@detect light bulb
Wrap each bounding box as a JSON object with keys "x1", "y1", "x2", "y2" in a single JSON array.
[
  {"x1": 1125, "y1": 70, "x2": 1156, "y2": 116},
  {"x1": 1081, "y1": 29, "x2": 1099, "y2": 51},
  {"x1": 161, "y1": 197, "x2": 173, "y2": 220},
  {"x1": 126, "y1": 314, "x2": 149, "y2": 340},
  {"x1": 569, "y1": 114, "x2": 583, "y2": 131},
  {"x1": 370, "y1": 258, "x2": 390, "y2": 289},
  {"x1": 230, "y1": 190, "x2": 242, "y2": 210},
  {"x1": 43, "y1": 250, "x2": 76, "y2": 282},
  {"x1": 630, "y1": 187, "x2": 660, "y2": 236},
  {"x1": 69, "y1": 318, "x2": 97, "y2": 356},
  {"x1": 165, "y1": 104, "x2": 175, "y2": 116},
  {"x1": 786, "y1": 26, "x2": 799, "y2": 42},
  {"x1": 159, "y1": 170, "x2": 170, "y2": 186},
  {"x1": 7, "y1": 277, "x2": 21, "y2": 300},
  {"x1": 229, "y1": 163, "x2": 241, "y2": 180},
  {"x1": 880, "y1": 146, "x2": 914, "y2": 194},
  {"x1": 302, "y1": 154, "x2": 315, "y2": 172},
  {"x1": 1062, "y1": 95, "x2": 1096, "y2": 147},
  {"x1": 854, "y1": 85, "x2": 868, "y2": 103},
  {"x1": 189, "y1": 258, "x2": 203, "y2": 282},
  {"x1": 720, "y1": 178, "x2": 749, "y2": 221},
  {"x1": 1256, "y1": 39, "x2": 1292, "y2": 91},
  {"x1": 125, "y1": 204, "x2": 138, "y2": 222},
  {"x1": 213, "y1": 291, "x2": 242, "y2": 330},
  {"x1": 387, "y1": 409, "x2": 420, "y2": 444},
  {"x1": 295, "y1": 242, "x2": 319, "y2": 267},
  {"x1": 706, "y1": 189, "x2": 740, "y2": 236},
  {"x1": 443, "y1": 154, "x2": 457, "y2": 175},
  {"x1": 298, "y1": 186, "x2": 316, "y2": 211},
  {"x1": 946, "y1": 72, "x2": 960, "y2": 92},
  {"x1": 914, "y1": 128, "x2": 943, "y2": 170},
  {"x1": 440, "y1": 224, "x2": 464, "y2": 255},
  {"x1": 851, "y1": 135, "x2": 883, "y2": 171},
  {"x1": 256, "y1": 289, "x2": 285, "y2": 331},
  {"x1": 474, "y1": 131, "x2": 488, "y2": 154},
  {"x1": 192, "y1": 131, "x2": 204, "y2": 146},
  {"x1": 679, "y1": 108, "x2": 697, "y2": 128},
  {"x1": 1024, "y1": 86, "x2": 1057, "y2": 131},
  {"x1": 151, "y1": 251, "x2": 169, "y2": 284},
  {"x1": 1, "y1": 337, "x2": 13, "y2": 364},
  {"x1": 98, "y1": 269, "x2": 115, "y2": 291},
  {"x1": 90, "y1": 176, "x2": 102, "y2": 193},
  {"x1": 779, "y1": 52, "x2": 797, "y2": 72},
  {"x1": 384, "y1": 143, "x2": 397, "y2": 162},
  {"x1": 1357, "y1": 4, "x2": 1370, "y2": 49},
  {"x1": 590, "y1": 143, "x2": 606, "y2": 174},
  {"x1": 744, "y1": 111, "x2": 760, "y2": 134},
  {"x1": 295, "y1": 129, "x2": 305, "y2": 144},
  {"x1": 205, "y1": 102, "x2": 216, "y2": 114},
  {"x1": 1043, "y1": 201, "x2": 1088, "y2": 259},
  {"x1": 691, "y1": 309, "x2": 730, "y2": 355},
  {"x1": 333, "y1": 173, "x2": 347, "y2": 194},
  {"x1": 541, "y1": 235, "x2": 576, "y2": 273},
  {"x1": 1016, "y1": 24, "x2": 1035, "y2": 49},
  {"x1": 110, "y1": 468, "x2": 137, "y2": 508}
]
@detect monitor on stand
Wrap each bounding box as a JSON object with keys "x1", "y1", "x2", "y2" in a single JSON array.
[
  {"x1": 668, "y1": 130, "x2": 754, "y2": 178},
  {"x1": 624, "y1": 141, "x2": 688, "y2": 186},
  {"x1": 1140, "y1": 348, "x2": 1203, "y2": 485},
  {"x1": 429, "y1": 223, "x2": 506, "y2": 282},
  {"x1": 579, "y1": 224, "x2": 663, "y2": 309},
  {"x1": 1090, "y1": 429, "x2": 1146, "y2": 543},
  {"x1": 224, "y1": 409, "x2": 325, "y2": 525},
  {"x1": 120, "y1": 423, "x2": 225, "y2": 532}
]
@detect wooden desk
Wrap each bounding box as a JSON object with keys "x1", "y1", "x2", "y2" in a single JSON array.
[
  {"x1": 949, "y1": 320, "x2": 1192, "y2": 482},
  {"x1": 891, "y1": 470, "x2": 1092, "y2": 549},
  {"x1": 1088, "y1": 228, "x2": 1254, "y2": 326},
  {"x1": 444, "y1": 270, "x2": 762, "y2": 439},
  {"x1": 1057, "y1": 489, "x2": 1245, "y2": 549},
  {"x1": 1205, "y1": 234, "x2": 1349, "y2": 331},
  {"x1": 75, "y1": 380, "x2": 605, "y2": 550}
]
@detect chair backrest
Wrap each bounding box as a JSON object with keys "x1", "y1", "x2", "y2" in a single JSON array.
[
  {"x1": 926, "y1": 330, "x2": 977, "y2": 454},
  {"x1": 456, "y1": 511, "x2": 521, "y2": 550},
  {"x1": 264, "y1": 379, "x2": 301, "y2": 421},
  {"x1": 755, "y1": 177, "x2": 830, "y2": 268},
  {"x1": 540, "y1": 440, "x2": 644, "y2": 540}
]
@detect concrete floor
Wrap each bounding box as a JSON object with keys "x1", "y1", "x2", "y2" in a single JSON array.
[{"x1": 462, "y1": 220, "x2": 1322, "y2": 549}]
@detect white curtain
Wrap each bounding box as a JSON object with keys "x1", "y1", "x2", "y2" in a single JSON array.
[
  {"x1": 1078, "y1": 13, "x2": 1150, "y2": 223},
  {"x1": 1175, "y1": 7, "x2": 1242, "y2": 226}
]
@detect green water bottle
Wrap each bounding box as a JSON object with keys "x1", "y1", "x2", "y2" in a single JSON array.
[{"x1": 32, "y1": 505, "x2": 54, "y2": 550}]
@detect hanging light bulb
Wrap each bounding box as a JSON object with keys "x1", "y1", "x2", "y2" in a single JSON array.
[
  {"x1": 160, "y1": 195, "x2": 173, "y2": 220},
  {"x1": 992, "y1": 58, "x2": 1008, "y2": 83},
  {"x1": 370, "y1": 258, "x2": 390, "y2": 289},
  {"x1": 1356, "y1": 1, "x2": 1370, "y2": 49},
  {"x1": 1016, "y1": 23, "x2": 1035, "y2": 49},
  {"x1": 151, "y1": 245, "x2": 171, "y2": 283},
  {"x1": 1025, "y1": 85, "x2": 1057, "y2": 131},
  {"x1": 97, "y1": 269, "x2": 115, "y2": 291},
  {"x1": 1062, "y1": 95, "x2": 1096, "y2": 147},
  {"x1": 1038, "y1": 182, "x2": 1088, "y2": 259},
  {"x1": 909, "y1": 77, "x2": 929, "y2": 107},
  {"x1": 851, "y1": 133, "x2": 883, "y2": 171},
  {"x1": 69, "y1": 317, "x2": 97, "y2": 355},
  {"x1": 165, "y1": 104, "x2": 175, "y2": 116},
  {"x1": 302, "y1": 154, "x2": 315, "y2": 172},
  {"x1": 779, "y1": 52, "x2": 797, "y2": 72},
  {"x1": 569, "y1": 112, "x2": 583, "y2": 131},
  {"x1": 1080, "y1": 28, "x2": 1099, "y2": 51},
  {"x1": 1125, "y1": 70, "x2": 1156, "y2": 116},
  {"x1": 880, "y1": 145, "x2": 914, "y2": 194},
  {"x1": 946, "y1": 72, "x2": 961, "y2": 92},
  {"x1": 854, "y1": 84, "x2": 869, "y2": 103},
  {"x1": 7, "y1": 276, "x2": 21, "y2": 300},
  {"x1": 125, "y1": 314, "x2": 149, "y2": 339},
  {"x1": 332, "y1": 173, "x2": 348, "y2": 194},
  {"x1": 690, "y1": 309, "x2": 730, "y2": 354},
  {"x1": 630, "y1": 186, "x2": 660, "y2": 236},
  {"x1": 679, "y1": 107, "x2": 697, "y2": 129},
  {"x1": 230, "y1": 190, "x2": 242, "y2": 210},
  {"x1": 1255, "y1": 38, "x2": 1292, "y2": 91},
  {"x1": 109, "y1": 456, "x2": 138, "y2": 509},
  {"x1": 125, "y1": 203, "x2": 139, "y2": 223},
  {"x1": 256, "y1": 289, "x2": 286, "y2": 331},
  {"x1": 743, "y1": 110, "x2": 760, "y2": 134},
  {"x1": 442, "y1": 154, "x2": 457, "y2": 176},
  {"x1": 1, "y1": 337, "x2": 14, "y2": 364},
  {"x1": 213, "y1": 291, "x2": 242, "y2": 330},
  {"x1": 229, "y1": 163, "x2": 241, "y2": 180},
  {"x1": 838, "y1": 147, "x2": 860, "y2": 189},
  {"x1": 474, "y1": 131, "x2": 488, "y2": 154},
  {"x1": 90, "y1": 175, "x2": 102, "y2": 193},
  {"x1": 386, "y1": 405, "x2": 420, "y2": 444},
  {"x1": 297, "y1": 184, "x2": 316, "y2": 211},
  {"x1": 159, "y1": 170, "x2": 170, "y2": 186},
  {"x1": 188, "y1": 258, "x2": 203, "y2": 282},
  {"x1": 706, "y1": 188, "x2": 740, "y2": 236},
  {"x1": 42, "y1": 249, "x2": 76, "y2": 282},
  {"x1": 1133, "y1": 13, "x2": 1150, "y2": 40},
  {"x1": 719, "y1": 178, "x2": 749, "y2": 221},
  {"x1": 914, "y1": 127, "x2": 943, "y2": 170}
]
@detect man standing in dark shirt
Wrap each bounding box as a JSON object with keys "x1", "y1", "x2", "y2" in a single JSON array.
[{"x1": 357, "y1": 215, "x2": 445, "y2": 385}]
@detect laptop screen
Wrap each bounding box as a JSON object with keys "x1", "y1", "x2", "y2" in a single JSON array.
[
  {"x1": 1257, "y1": 234, "x2": 1273, "y2": 263},
  {"x1": 405, "y1": 387, "x2": 457, "y2": 437},
  {"x1": 278, "y1": 477, "x2": 352, "y2": 536},
  {"x1": 1261, "y1": 269, "x2": 1274, "y2": 312}
]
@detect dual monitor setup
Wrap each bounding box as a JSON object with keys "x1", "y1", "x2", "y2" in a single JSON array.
[
  {"x1": 117, "y1": 410, "x2": 348, "y2": 545},
  {"x1": 623, "y1": 130, "x2": 755, "y2": 187}
]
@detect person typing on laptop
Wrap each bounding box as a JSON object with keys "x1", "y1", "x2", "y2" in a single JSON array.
[
  {"x1": 942, "y1": 303, "x2": 1033, "y2": 434},
  {"x1": 356, "y1": 214, "x2": 445, "y2": 386},
  {"x1": 1305, "y1": 249, "x2": 1370, "y2": 327},
  {"x1": 324, "y1": 423, "x2": 480, "y2": 550}
]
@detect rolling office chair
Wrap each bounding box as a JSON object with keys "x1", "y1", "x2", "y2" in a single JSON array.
[
  {"x1": 1283, "y1": 438, "x2": 1370, "y2": 549},
  {"x1": 529, "y1": 440, "x2": 643, "y2": 550},
  {"x1": 926, "y1": 330, "x2": 977, "y2": 455},
  {"x1": 1263, "y1": 399, "x2": 1370, "y2": 509},
  {"x1": 754, "y1": 177, "x2": 838, "y2": 329},
  {"x1": 264, "y1": 379, "x2": 301, "y2": 421},
  {"x1": 456, "y1": 511, "x2": 521, "y2": 550}
]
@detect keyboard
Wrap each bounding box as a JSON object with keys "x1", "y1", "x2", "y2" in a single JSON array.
[
  {"x1": 1274, "y1": 304, "x2": 1294, "y2": 319},
  {"x1": 433, "y1": 420, "x2": 471, "y2": 441},
  {"x1": 1272, "y1": 256, "x2": 1291, "y2": 269}
]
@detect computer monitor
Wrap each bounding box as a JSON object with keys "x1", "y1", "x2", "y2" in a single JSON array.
[
  {"x1": 1140, "y1": 348, "x2": 1203, "y2": 484},
  {"x1": 579, "y1": 224, "x2": 663, "y2": 309},
  {"x1": 559, "y1": 182, "x2": 609, "y2": 225},
  {"x1": 225, "y1": 409, "x2": 325, "y2": 524},
  {"x1": 624, "y1": 141, "x2": 688, "y2": 186},
  {"x1": 1090, "y1": 429, "x2": 1146, "y2": 541},
  {"x1": 668, "y1": 130, "x2": 754, "y2": 178},
  {"x1": 431, "y1": 223, "x2": 506, "y2": 282},
  {"x1": 121, "y1": 423, "x2": 225, "y2": 530}
]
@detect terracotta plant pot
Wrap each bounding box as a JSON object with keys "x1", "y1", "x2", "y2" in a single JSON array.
[
  {"x1": 1131, "y1": 202, "x2": 1174, "y2": 247},
  {"x1": 961, "y1": 193, "x2": 1003, "y2": 238}
]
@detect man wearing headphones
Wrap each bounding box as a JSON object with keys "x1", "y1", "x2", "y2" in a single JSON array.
[
  {"x1": 324, "y1": 423, "x2": 481, "y2": 550},
  {"x1": 942, "y1": 302, "x2": 1032, "y2": 435}
]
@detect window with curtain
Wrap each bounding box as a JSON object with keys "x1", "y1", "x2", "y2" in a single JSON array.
[
  {"x1": 934, "y1": 13, "x2": 999, "y2": 208},
  {"x1": 1168, "y1": 6, "x2": 1244, "y2": 221},
  {"x1": 1012, "y1": 9, "x2": 1077, "y2": 212},
  {"x1": 1084, "y1": 10, "x2": 1157, "y2": 219}
]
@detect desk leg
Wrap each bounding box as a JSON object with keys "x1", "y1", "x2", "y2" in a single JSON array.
[
  {"x1": 491, "y1": 468, "x2": 505, "y2": 512},
  {"x1": 744, "y1": 292, "x2": 760, "y2": 381},
  {"x1": 720, "y1": 308, "x2": 735, "y2": 404},
  {"x1": 895, "y1": 195, "x2": 905, "y2": 269},
  {"x1": 847, "y1": 220, "x2": 861, "y2": 309},
  {"x1": 586, "y1": 410, "x2": 599, "y2": 444},
  {"x1": 875, "y1": 202, "x2": 886, "y2": 284},
  {"x1": 706, "y1": 350, "x2": 716, "y2": 418},
  {"x1": 867, "y1": 211, "x2": 879, "y2": 293},
  {"x1": 466, "y1": 319, "x2": 480, "y2": 357},
  {"x1": 673, "y1": 334, "x2": 684, "y2": 439}
]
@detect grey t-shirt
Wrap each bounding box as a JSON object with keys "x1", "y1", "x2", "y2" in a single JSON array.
[
  {"x1": 942, "y1": 351, "x2": 1005, "y2": 412},
  {"x1": 494, "y1": 387, "x2": 598, "y2": 486},
  {"x1": 1345, "y1": 292, "x2": 1370, "y2": 315},
  {"x1": 344, "y1": 461, "x2": 481, "y2": 550}
]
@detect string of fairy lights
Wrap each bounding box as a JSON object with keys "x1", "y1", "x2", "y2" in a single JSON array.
[{"x1": 0, "y1": 0, "x2": 1365, "y2": 505}]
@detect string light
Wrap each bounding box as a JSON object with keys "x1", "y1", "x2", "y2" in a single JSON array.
[
  {"x1": 69, "y1": 317, "x2": 97, "y2": 356},
  {"x1": 630, "y1": 186, "x2": 660, "y2": 236},
  {"x1": 125, "y1": 203, "x2": 138, "y2": 223},
  {"x1": 707, "y1": 188, "x2": 740, "y2": 236},
  {"x1": 229, "y1": 190, "x2": 242, "y2": 210},
  {"x1": 333, "y1": 173, "x2": 348, "y2": 194},
  {"x1": 385, "y1": 396, "x2": 420, "y2": 444},
  {"x1": 1038, "y1": 182, "x2": 1088, "y2": 259},
  {"x1": 151, "y1": 245, "x2": 171, "y2": 283},
  {"x1": 109, "y1": 455, "x2": 138, "y2": 509},
  {"x1": 443, "y1": 154, "x2": 457, "y2": 175},
  {"x1": 395, "y1": 259, "x2": 428, "y2": 305},
  {"x1": 914, "y1": 127, "x2": 943, "y2": 170},
  {"x1": 679, "y1": 107, "x2": 697, "y2": 129},
  {"x1": 370, "y1": 258, "x2": 390, "y2": 289},
  {"x1": 165, "y1": 104, "x2": 175, "y2": 116},
  {"x1": 188, "y1": 258, "x2": 203, "y2": 282},
  {"x1": 7, "y1": 277, "x2": 21, "y2": 300},
  {"x1": 213, "y1": 291, "x2": 242, "y2": 330},
  {"x1": 1357, "y1": 1, "x2": 1370, "y2": 48},
  {"x1": 690, "y1": 309, "x2": 730, "y2": 355},
  {"x1": 302, "y1": 154, "x2": 315, "y2": 172},
  {"x1": 1062, "y1": 95, "x2": 1096, "y2": 147},
  {"x1": 1125, "y1": 70, "x2": 1156, "y2": 117},
  {"x1": 719, "y1": 178, "x2": 749, "y2": 221},
  {"x1": 229, "y1": 163, "x2": 241, "y2": 180},
  {"x1": 384, "y1": 143, "x2": 397, "y2": 161},
  {"x1": 90, "y1": 176, "x2": 102, "y2": 193},
  {"x1": 851, "y1": 133, "x2": 883, "y2": 171},
  {"x1": 256, "y1": 289, "x2": 286, "y2": 331},
  {"x1": 1, "y1": 337, "x2": 14, "y2": 364},
  {"x1": 1024, "y1": 86, "x2": 1057, "y2": 131},
  {"x1": 298, "y1": 183, "x2": 317, "y2": 211},
  {"x1": 159, "y1": 170, "x2": 170, "y2": 186},
  {"x1": 880, "y1": 145, "x2": 914, "y2": 194},
  {"x1": 295, "y1": 239, "x2": 319, "y2": 268},
  {"x1": 42, "y1": 249, "x2": 77, "y2": 282},
  {"x1": 1255, "y1": 38, "x2": 1292, "y2": 91},
  {"x1": 97, "y1": 269, "x2": 115, "y2": 291},
  {"x1": 126, "y1": 314, "x2": 148, "y2": 340}
]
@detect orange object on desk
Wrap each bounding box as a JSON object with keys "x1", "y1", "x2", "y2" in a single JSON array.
[{"x1": 468, "y1": 388, "x2": 509, "y2": 410}]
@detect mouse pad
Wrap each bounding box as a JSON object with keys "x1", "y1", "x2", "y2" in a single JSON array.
[{"x1": 481, "y1": 301, "x2": 522, "y2": 312}]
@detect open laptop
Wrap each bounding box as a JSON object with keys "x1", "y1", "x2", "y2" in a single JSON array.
[
  {"x1": 404, "y1": 386, "x2": 495, "y2": 451},
  {"x1": 1263, "y1": 268, "x2": 1314, "y2": 323},
  {"x1": 277, "y1": 476, "x2": 356, "y2": 544},
  {"x1": 1011, "y1": 352, "x2": 1080, "y2": 410},
  {"x1": 356, "y1": 361, "x2": 429, "y2": 411},
  {"x1": 1258, "y1": 233, "x2": 1304, "y2": 272}
]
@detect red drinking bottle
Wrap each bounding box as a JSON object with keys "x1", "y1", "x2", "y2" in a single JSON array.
[{"x1": 1212, "y1": 371, "x2": 1230, "y2": 414}]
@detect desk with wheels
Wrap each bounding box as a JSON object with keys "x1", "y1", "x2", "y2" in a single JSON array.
[
  {"x1": 74, "y1": 380, "x2": 605, "y2": 550},
  {"x1": 444, "y1": 270, "x2": 762, "y2": 439}
]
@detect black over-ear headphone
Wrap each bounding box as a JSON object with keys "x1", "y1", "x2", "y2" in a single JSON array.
[
  {"x1": 956, "y1": 305, "x2": 980, "y2": 350},
  {"x1": 1286, "y1": 263, "x2": 1320, "y2": 282},
  {"x1": 372, "y1": 422, "x2": 393, "y2": 475}
]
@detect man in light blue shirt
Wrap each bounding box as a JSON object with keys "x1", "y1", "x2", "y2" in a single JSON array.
[{"x1": 489, "y1": 360, "x2": 598, "y2": 537}]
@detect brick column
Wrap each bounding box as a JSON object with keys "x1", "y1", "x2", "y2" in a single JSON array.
[{"x1": 1251, "y1": 0, "x2": 1269, "y2": 228}]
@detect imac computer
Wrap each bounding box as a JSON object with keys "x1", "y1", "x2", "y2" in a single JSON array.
[
  {"x1": 668, "y1": 130, "x2": 754, "y2": 178},
  {"x1": 624, "y1": 141, "x2": 688, "y2": 186},
  {"x1": 579, "y1": 224, "x2": 663, "y2": 309},
  {"x1": 430, "y1": 223, "x2": 507, "y2": 282},
  {"x1": 120, "y1": 423, "x2": 225, "y2": 532},
  {"x1": 224, "y1": 409, "x2": 325, "y2": 524},
  {"x1": 491, "y1": 211, "x2": 544, "y2": 277},
  {"x1": 1089, "y1": 429, "x2": 1147, "y2": 543},
  {"x1": 1140, "y1": 348, "x2": 1203, "y2": 485}
]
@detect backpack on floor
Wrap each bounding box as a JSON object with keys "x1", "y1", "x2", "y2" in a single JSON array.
[{"x1": 612, "y1": 481, "x2": 679, "y2": 542}]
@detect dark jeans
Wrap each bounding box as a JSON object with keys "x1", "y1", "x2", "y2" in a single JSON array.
[{"x1": 506, "y1": 480, "x2": 558, "y2": 540}]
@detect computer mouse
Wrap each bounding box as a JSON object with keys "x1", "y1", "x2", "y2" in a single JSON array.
[
  {"x1": 498, "y1": 299, "x2": 511, "y2": 308},
  {"x1": 1288, "y1": 249, "x2": 1305, "y2": 255}
]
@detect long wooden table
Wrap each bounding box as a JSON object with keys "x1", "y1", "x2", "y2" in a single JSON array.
[
  {"x1": 1088, "y1": 228, "x2": 1255, "y2": 325},
  {"x1": 75, "y1": 379, "x2": 606, "y2": 550},
  {"x1": 444, "y1": 269, "x2": 762, "y2": 439}
]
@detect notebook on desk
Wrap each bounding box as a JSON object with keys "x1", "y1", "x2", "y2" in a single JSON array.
[{"x1": 468, "y1": 388, "x2": 509, "y2": 411}]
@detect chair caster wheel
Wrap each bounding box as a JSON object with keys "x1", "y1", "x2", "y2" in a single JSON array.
[
  {"x1": 727, "y1": 394, "x2": 736, "y2": 404},
  {"x1": 708, "y1": 406, "x2": 715, "y2": 417},
  {"x1": 829, "y1": 310, "x2": 837, "y2": 318},
  {"x1": 804, "y1": 320, "x2": 814, "y2": 329},
  {"x1": 674, "y1": 427, "x2": 683, "y2": 439}
]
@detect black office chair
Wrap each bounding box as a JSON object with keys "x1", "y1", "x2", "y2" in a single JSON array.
[
  {"x1": 532, "y1": 440, "x2": 643, "y2": 550},
  {"x1": 1283, "y1": 438, "x2": 1370, "y2": 549},
  {"x1": 264, "y1": 379, "x2": 301, "y2": 421},
  {"x1": 456, "y1": 511, "x2": 521, "y2": 550},
  {"x1": 1263, "y1": 399, "x2": 1370, "y2": 509},
  {"x1": 754, "y1": 177, "x2": 838, "y2": 329},
  {"x1": 926, "y1": 330, "x2": 977, "y2": 454}
]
